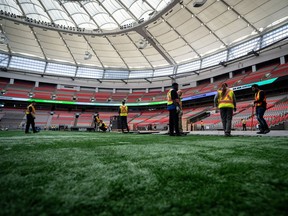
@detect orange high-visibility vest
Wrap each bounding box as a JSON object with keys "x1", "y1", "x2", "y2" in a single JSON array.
[{"x1": 255, "y1": 90, "x2": 266, "y2": 107}]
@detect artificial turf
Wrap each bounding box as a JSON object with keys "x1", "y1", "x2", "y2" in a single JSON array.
[{"x1": 0, "y1": 131, "x2": 287, "y2": 216}]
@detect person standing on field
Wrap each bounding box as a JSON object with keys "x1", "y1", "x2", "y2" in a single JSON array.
[
  {"x1": 119, "y1": 100, "x2": 129, "y2": 133},
  {"x1": 214, "y1": 83, "x2": 237, "y2": 136},
  {"x1": 25, "y1": 101, "x2": 38, "y2": 134},
  {"x1": 167, "y1": 82, "x2": 181, "y2": 136},
  {"x1": 251, "y1": 84, "x2": 270, "y2": 134},
  {"x1": 241, "y1": 118, "x2": 247, "y2": 131},
  {"x1": 200, "y1": 120, "x2": 205, "y2": 131}
]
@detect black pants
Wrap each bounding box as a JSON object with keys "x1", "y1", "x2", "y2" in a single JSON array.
[
  {"x1": 169, "y1": 109, "x2": 179, "y2": 135},
  {"x1": 255, "y1": 107, "x2": 269, "y2": 132},
  {"x1": 99, "y1": 126, "x2": 107, "y2": 132},
  {"x1": 120, "y1": 116, "x2": 129, "y2": 132},
  {"x1": 220, "y1": 108, "x2": 233, "y2": 134},
  {"x1": 25, "y1": 115, "x2": 36, "y2": 133}
]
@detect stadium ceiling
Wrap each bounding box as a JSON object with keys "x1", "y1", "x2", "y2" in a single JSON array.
[{"x1": 0, "y1": 0, "x2": 288, "y2": 71}]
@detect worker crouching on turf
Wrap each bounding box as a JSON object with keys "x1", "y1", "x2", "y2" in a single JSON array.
[
  {"x1": 214, "y1": 83, "x2": 237, "y2": 137},
  {"x1": 99, "y1": 120, "x2": 108, "y2": 132}
]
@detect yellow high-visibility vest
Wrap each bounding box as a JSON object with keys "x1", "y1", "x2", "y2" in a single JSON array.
[
  {"x1": 167, "y1": 89, "x2": 179, "y2": 105},
  {"x1": 119, "y1": 105, "x2": 128, "y2": 116},
  {"x1": 25, "y1": 104, "x2": 36, "y2": 117},
  {"x1": 167, "y1": 89, "x2": 173, "y2": 105},
  {"x1": 94, "y1": 116, "x2": 100, "y2": 124},
  {"x1": 218, "y1": 90, "x2": 235, "y2": 108}
]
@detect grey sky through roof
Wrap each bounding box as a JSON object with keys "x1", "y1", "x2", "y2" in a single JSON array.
[{"x1": 0, "y1": 0, "x2": 168, "y2": 30}]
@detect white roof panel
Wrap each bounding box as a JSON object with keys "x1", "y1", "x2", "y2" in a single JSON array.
[{"x1": 0, "y1": 0, "x2": 287, "y2": 76}]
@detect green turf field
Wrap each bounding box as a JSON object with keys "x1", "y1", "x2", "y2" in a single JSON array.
[{"x1": 0, "y1": 131, "x2": 287, "y2": 216}]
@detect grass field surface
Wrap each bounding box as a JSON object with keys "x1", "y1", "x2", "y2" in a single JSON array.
[{"x1": 0, "y1": 131, "x2": 287, "y2": 216}]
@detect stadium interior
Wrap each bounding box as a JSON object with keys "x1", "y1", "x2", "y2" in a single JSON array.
[
  {"x1": 0, "y1": 0, "x2": 287, "y2": 132},
  {"x1": 0, "y1": 1, "x2": 288, "y2": 216}
]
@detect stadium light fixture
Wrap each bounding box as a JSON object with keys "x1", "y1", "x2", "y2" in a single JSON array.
[
  {"x1": 136, "y1": 38, "x2": 148, "y2": 49},
  {"x1": 0, "y1": 67, "x2": 8, "y2": 72},
  {"x1": 28, "y1": 92, "x2": 34, "y2": 98},
  {"x1": 0, "y1": 32, "x2": 8, "y2": 44},
  {"x1": 84, "y1": 51, "x2": 92, "y2": 60},
  {"x1": 219, "y1": 61, "x2": 227, "y2": 67},
  {"x1": 247, "y1": 50, "x2": 259, "y2": 56},
  {"x1": 144, "y1": 78, "x2": 152, "y2": 83},
  {"x1": 121, "y1": 79, "x2": 127, "y2": 84},
  {"x1": 193, "y1": 0, "x2": 207, "y2": 7}
]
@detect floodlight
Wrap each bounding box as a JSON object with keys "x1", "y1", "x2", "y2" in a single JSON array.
[
  {"x1": 84, "y1": 51, "x2": 92, "y2": 60},
  {"x1": 136, "y1": 38, "x2": 148, "y2": 49},
  {"x1": 193, "y1": 0, "x2": 207, "y2": 7}
]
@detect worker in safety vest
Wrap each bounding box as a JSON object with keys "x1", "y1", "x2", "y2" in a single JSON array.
[
  {"x1": 241, "y1": 119, "x2": 247, "y2": 131},
  {"x1": 252, "y1": 84, "x2": 270, "y2": 134},
  {"x1": 167, "y1": 82, "x2": 181, "y2": 136},
  {"x1": 200, "y1": 120, "x2": 205, "y2": 131},
  {"x1": 25, "y1": 101, "x2": 38, "y2": 134},
  {"x1": 99, "y1": 120, "x2": 108, "y2": 132},
  {"x1": 214, "y1": 83, "x2": 237, "y2": 136},
  {"x1": 93, "y1": 113, "x2": 101, "y2": 131},
  {"x1": 119, "y1": 100, "x2": 129, "y2": 133}
]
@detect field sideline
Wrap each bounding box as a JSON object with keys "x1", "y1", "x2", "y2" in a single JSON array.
[{"x1": 0, "y1": 131, "x2": 287, "y2": 216}]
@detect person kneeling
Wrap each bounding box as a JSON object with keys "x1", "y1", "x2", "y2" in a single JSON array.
[{"x1": 99, "y1": 120, "x2": 108, "y2": 132}]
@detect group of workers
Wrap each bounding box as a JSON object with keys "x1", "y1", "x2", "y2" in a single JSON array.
[
  {"x1": 25, "y1": 83, "x2": 270, "y2": 136},
  {"x1": 94, "y1": 100, "x2": 129, "y2": 133},
  {"x1": 25, "y1": 100, "x2": 130, "y2": 133},
  {"x1": 167, "y1": 82, "x2": 270, "y2": 136},
  {"x1": 213, "y1": 83, "x2": 269, "y2": 136}
]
